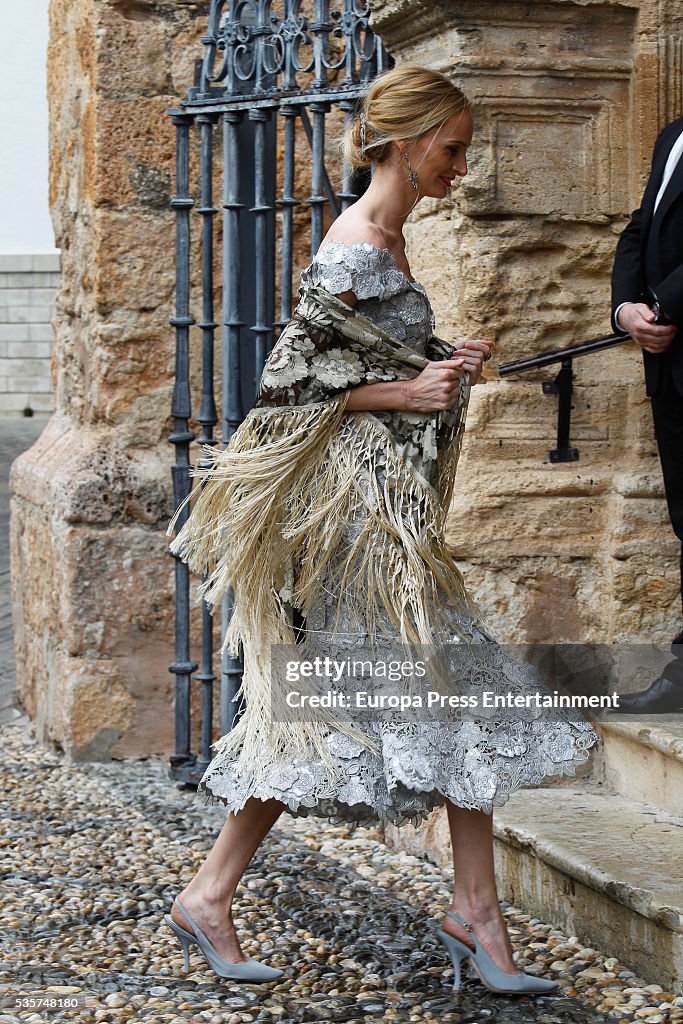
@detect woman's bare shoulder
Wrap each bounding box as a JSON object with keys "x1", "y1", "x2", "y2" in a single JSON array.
[{"x1": 321, "y1": 220, "x2": 388, "y2": 252}]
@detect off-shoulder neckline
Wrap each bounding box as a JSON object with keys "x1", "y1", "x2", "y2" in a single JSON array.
[{"x1": 314, "y1": 238, "x2": 425, "y2": 291}]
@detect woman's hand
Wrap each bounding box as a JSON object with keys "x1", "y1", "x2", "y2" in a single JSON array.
[
  {"x1": 404, "y1": 357, "x2": 468, "y2": 412},
  {"x1": 343, "y1": 340, "x2": 495, "y2": 413},
  {"x1": 451, "y1": 339, "x2": 495, "y2": 385},
  {"x1": 403, "y1": 337, "x2": 495, "y2": 411}
]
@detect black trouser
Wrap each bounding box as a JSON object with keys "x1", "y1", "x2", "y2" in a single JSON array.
[{"x1": 650, "y1": 369, "x2": 683, "y2": 645}]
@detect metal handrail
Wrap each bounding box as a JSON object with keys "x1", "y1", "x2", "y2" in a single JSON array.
[
  {"x1": 498, "y1": 331, "x2": 631, "y2": 376},
  {"x1": 497, "y1": 331, "x2": 633, "y2": 463}
]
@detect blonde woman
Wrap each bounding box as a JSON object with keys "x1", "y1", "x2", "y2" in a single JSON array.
[{"x1": 165, "y1": 64, "x2": 600, "y2": 995}]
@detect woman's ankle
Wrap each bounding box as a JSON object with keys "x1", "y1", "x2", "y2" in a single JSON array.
[
  {"x1": 180, "y1": 882, "x2": 237, "y2": 911},
  {"x1": 450, "y1": 896, "x2": 503, "y2": 924}
]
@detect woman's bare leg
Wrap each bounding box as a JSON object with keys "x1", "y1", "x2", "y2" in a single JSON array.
[
  {"x1": 171, "y1": 796, "x2": 286, "y2": 963},
  {"x1": 442, "y1": 801, "x2": 518, "y2": 974}
]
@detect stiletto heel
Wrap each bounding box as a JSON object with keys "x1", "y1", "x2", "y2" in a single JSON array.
[
  {"x1": 437, "y1": 931, "x2": 470, "y2": 991},
  {"x1": 164, "y1": 912, "x2": 194, "y2": 972},
  {"x1": 164, "y1": 896, "x2": 284, "y2": 983},
  {"x1": 436, "y1": 910, "x2": 559, "y2": 996},
  {"x1": 179, "y1": 933, "x2": 191, "y2": 971}
]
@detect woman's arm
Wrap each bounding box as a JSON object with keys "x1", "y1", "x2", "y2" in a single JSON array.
[
  {"x1": 334, "y1": 288, "x2": 490, "y2": 413},
  {"x1": 345, "y1": 360, "x2": 469, "y2": 412},
  {"x1": 345, "y1": 380, "x2": 420, "y2": 412}
]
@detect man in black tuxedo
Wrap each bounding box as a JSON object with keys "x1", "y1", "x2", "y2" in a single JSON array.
[{"x1": 611, "y1": 115, "x2": 683, "y2": 712}]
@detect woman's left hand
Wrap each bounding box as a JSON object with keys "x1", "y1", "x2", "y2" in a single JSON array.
[{"x1": 452, "y1": 339, "x2": 495, "y2": 385}]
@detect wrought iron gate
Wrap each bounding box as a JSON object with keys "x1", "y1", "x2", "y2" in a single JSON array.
[{"x1": 167, "y1": 2, "x2": 391, "y2": 784}]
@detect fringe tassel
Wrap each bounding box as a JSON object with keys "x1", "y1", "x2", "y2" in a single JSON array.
[{"x1": 167, "y1": 395, "x2": 383, "y2": 767}]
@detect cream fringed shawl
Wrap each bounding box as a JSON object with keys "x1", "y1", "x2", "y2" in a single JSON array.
[{"x1": 166, "y1": 284, "x2": 483, "y2": 774}]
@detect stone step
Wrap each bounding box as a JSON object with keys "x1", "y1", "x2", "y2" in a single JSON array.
[
  {"x1": 492, "y1": 781, "x2": 683, "y2": 991},
  {"x1": 596, "y1": 713, "x2": 683, "y2": 817}
]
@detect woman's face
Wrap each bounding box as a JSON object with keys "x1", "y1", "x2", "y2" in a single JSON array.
[{"x1": 404, "y1": 108, "x2": 473, "y2": 198}]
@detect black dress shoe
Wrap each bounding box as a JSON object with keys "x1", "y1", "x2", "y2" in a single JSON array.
[{"x1": 615, "y1": 666, "x2": 683, "y2": 714}]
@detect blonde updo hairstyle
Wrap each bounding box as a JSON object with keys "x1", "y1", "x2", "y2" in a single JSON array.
[{"x1": 342, "y1": 64, "x2": 471, "y2": 170}]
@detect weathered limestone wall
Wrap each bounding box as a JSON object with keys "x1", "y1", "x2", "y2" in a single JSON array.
[
  {"x1": 369, "y1": 0, "x2": 683, "y2": 857},
  {"x1": 10, "y1": 0, "x2": 208, "y2": 759}
]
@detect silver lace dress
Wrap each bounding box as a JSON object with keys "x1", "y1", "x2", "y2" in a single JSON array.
[{"x1": 197, "y1": 240, "x2": 601, "y2": 828}]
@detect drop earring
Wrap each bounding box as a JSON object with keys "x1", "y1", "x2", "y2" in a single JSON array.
[{"x1": 402, "y1": 150, "x2": 419, "y2": 191}]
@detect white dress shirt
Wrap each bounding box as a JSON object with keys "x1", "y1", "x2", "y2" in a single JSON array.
[
  {"x1": 615, "y1": 125, "x2": 683, "y2": 329},
  {"x1": 653, "y1": 127, "x2": 683, "y2": 213}
]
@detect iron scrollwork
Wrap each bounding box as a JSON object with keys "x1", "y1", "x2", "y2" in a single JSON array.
[{"x1": 197, "y1": 0, "x2": 382, "y2": 100}]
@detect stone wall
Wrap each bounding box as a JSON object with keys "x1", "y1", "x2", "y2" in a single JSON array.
[
  {"x1": 10, "y1": 0, "x2": 208, "y2": 760},
  {"x1": 0, "y1": 254, "x2": 59, "y2": 416}
]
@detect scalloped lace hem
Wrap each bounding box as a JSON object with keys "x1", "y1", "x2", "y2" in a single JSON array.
[{"x1": 196, "y1": 725, "x2": 601, "y2": 831}]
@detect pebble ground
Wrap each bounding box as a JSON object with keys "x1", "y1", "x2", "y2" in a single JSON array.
[{"x1": 1, "y1": 715, "x2": 682, "y2": 1024}]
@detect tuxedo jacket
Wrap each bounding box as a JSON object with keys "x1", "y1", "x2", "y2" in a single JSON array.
[{"x1": 611, "y1": 116, "x2": 683, "y2": 398}]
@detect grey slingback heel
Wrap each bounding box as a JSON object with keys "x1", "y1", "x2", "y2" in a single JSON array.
[
  {"x1": 164, "y1": 896, "x2": 284, "y2": 983},
  {"x1": 436, "y1": 909, "x2": 559, "y2": 995}
]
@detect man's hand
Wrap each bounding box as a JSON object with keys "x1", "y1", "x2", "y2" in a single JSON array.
[{"x1": 618, "y1": 302, "x2": 677, "y2": 354}]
